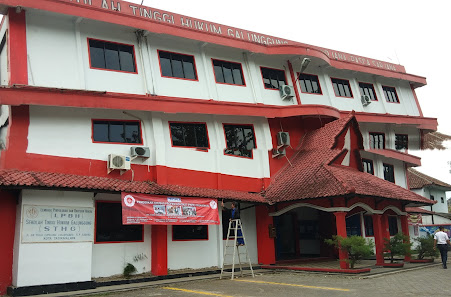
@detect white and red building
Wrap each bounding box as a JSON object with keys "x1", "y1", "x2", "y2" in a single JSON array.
[{"x1": 0, "y1": 0, "x2": 439, "y2": 294}]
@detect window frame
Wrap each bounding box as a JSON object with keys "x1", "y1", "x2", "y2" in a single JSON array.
[
  {"x1": 364, "y1": 215, "x2": 374, "y2": 237},
  {"x1": 260, "y1": 66, "x2": 288, "y2": 91},
  {"x1": 94, "y1": 200, "x2": 144, "y2": 244},
  {"x1": 383, "y1": 163, "x2": 395, "y2": 183},
  {"x1": 169, "y1": 121, "x2": 210, "y2": 149},
  {"x1": 388, "y1": 216, "x2": 399, "y2": 236},
  {"x1": 222, "y1": 123, "x2": 257, "y2": 159},
  {"x1": 358, "y1": 82, "x2": 378, "y2": 101},
  {"x1": 157, "y1": 49, "x2": 199, "y2": 81},
  {"x1": 211, "y1": 58, "x2": 246, "y2": 87},
  {"x1": 382, "y1": 85, "x2": 400, "y2": 103},
  {"x1": 362, "y1": 158, "x2": 374, "y2": 175},
  {"x1": 172, "y1": 225, "x2": 209, "y2": 241},
  {"x1": 92, "y1": 119, "x2": 143, "y2": 145},
  {"x1": 395, "y1": 134, "x2": 408, "y2": 151},
  {"x1": 330, "y1": 77, "x2": 353, "y2": 98},
  {"x1": 369, "y1": 132, "x2": 385, "y2": 149},
  {"x1": 345, "y1": 213, "x2": 362, "y2": 237},
  {"x1": 87, "y1": 38, "x2": 138, "y2": 74},
  {"x1": 297, "y1": 72, "x2": 323, "y2": 95}
]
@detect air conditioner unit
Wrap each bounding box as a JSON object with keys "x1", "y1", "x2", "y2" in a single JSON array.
[
  {"x1": 272, "y1": 147, "x2": 286, "y2": 159},
  {"x1": 131, "y1": 146, "x2": 150, "y2": 158},
  {"x1": 277, "y1": 132, "x2": 290, "y2": 147},
  {"x1": 361, "y1": 95, "x2": 371, "y2": 106},
  {"x1": 108, "y1": 154, "x2": 131, "y2": 173},
  {"x1": 279, "y1": 85, "x2": 295, "y2": 100}
]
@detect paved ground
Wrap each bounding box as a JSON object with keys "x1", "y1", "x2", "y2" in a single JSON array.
[{"x1": 83, "y1": 264, "x2": 449, "y2": 297}]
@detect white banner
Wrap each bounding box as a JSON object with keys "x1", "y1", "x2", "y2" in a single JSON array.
[{"x1": 21, "y1": 205, "x2": 95, "y2": 243}]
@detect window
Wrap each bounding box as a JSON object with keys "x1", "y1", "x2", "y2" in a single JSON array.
[
  {"x1": 88, "y1": 38, "x2": 137, "y2": 73},
  {"x1": 364, "y1": 216, "x2": 374, "y2": 236},
  {"x1": 369, "y1": 132, "x2": 385, "y2": 149},
  {"x1": 359, "y1": 82, "x2": 377, "y2": 101},
  {"x1": 260, "y1": 67, "x2": 287, "y2": 90},
  {"x1": 93, "y1": 120, "x2": 142, "y2": 144},
  {"x1": 430, "y1": 195, "x2": 435, "y2": 201},
  {"x1": 331, "y1": 78, "x2": 353, "y2": 97},
  {"x1": 383, "y1": 163, "x2": 395, "y2": 183},
  {"x1": 382, "y1": 86, "x2": 399, "y2": 103},
  {"x1": 298, "y1": 73, "x2": 322, "y2": 94},
  {"x1": 212, "y1": 59, "x2": 245, "y2": 86},
  {"x1": 362, "y1": 159, "x2": 374, "y2": 175},
  {"x1": 388, "y1": 216, "x2": 398, "y2": 236},
  {"x1": 223, "y1": 124, "x2": 256, "y2": 158},
  {"x1": 169, "y1": 122, "x2": 209, "y2": 148},
  {"x1": 346, "y1": 214, "x2": 362, "y2": 236},
  {"x1": 172, "y1": 225, "x2": 208, "y2": 241},
  {"x1": 441, "y1": 197, "x2": 445, "y2": 203},
  {"x1": 395, "y1": 134, "x2": 408, "y2": 150},
  {"x1": 158, "y1": 50, "x2": 197, "y2": 80},
  {"x1": 95, "y1": 201, "x2": 143, "y2": 243}
]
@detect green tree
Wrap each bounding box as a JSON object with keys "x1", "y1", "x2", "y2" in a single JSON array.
[
  {"x1": 325, "y1": 235, "x2": 374, "y2": 268},
  {"x1": 414, "y1": 234, "x2": 439, "y2": 259},
  {"x1": 383, "y1": 232, "x2": 412, "y2": 263}
]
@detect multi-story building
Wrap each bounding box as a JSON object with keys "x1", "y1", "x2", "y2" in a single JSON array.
[{"x1": 0, "y1": 0, "x2": 438, "y2": 294}]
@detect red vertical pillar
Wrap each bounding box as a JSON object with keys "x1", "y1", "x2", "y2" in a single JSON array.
[
  {"x1": 334, "y1": 212, "x2": 349, "y2": 269},
  {"x1": 8, "y1": 7, "x2": 28, "y2": 85},
  {"x1": 151, "y1": 225, "x2": 167, "y2": 276},
  {"x1": 0, "y1": 191, "x2": 16, "y2": 295},
  {"x1": 372, "y1": 214, "x2": 385, "y2": 265},
  {"x1": 381, "y1": 214, "x2": 390, "y2": 239},
  {"x1": 255, "y1": 205, "x2": 275, "y2": 265},
  {"x1": 400, "y1": 215, "x2": 411, "y2": 262}
]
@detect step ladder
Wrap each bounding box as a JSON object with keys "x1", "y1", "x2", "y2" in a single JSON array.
[{"x1": 220, "y1": 219, "x2": 254, "y2": 279}]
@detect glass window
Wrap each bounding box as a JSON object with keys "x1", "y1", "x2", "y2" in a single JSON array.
[
  {"x1": 169, "y1": 122, "x2": 209, "y2": 148},
  {"x1": 359, "y1": 82, "x2": 377, "y2": 100},
  {"x1": 158, "y1": 50, "x2": 197, "y2": 80},
  {"x1": 95, "y1": 201, "x2": 143, "y2": 243},
  {"x1": 362, "y1": 159, "x2": 374, "y2": 175},
  {"x1": 332, "y1": 78, "x2": 353, "y2": 97},
  {"x1": 88, "y1": 39, "x2": 136, "y2": 73},
  {"x1": 299, "y1": 73, "x2": 322, "y2": 94},
  {"x1": 383, "y1": 163, "x2": 395, "y2": 183},
  {"x1": 212, "y1": 59, "x2": 245, "y2": 86},
  {"x1": 382, "y1": 86, "x2": 400, "y2": 103},
  {"x1": 369, "y1": 132, "x2": 385, "y2": 149},
  {"x1": 172, "y1": 225, "x2": 208, "y2": 240},
  {"x1": 395, "y1": 134, "x2": 408, "y2": 150},
  {"x1": 388, "y1": 216, "x2": 398, "y2": 236},
  {"x1": 93, "y1": 120, "x2": 142, "y2": 144},
  {"x1": 223, "y1": 124, "x2": 256, "y2": 158},
  {"x1": 364, "y1": 216, "x2": 374, "y2": 236},
  {"x1": 346, "y1": 214, "x2": 362, "y2": 236},
  {"x1": 260, "y1": 67, "x2": 287, "y2": 90}
]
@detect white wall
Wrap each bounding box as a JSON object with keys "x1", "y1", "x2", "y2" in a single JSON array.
[
  {"x1": 13, "y1": 190, "x2": 94, "y2": 287},
  {"x1": 415, "y1": 187, "x2": 449, "y2": 214},
  {"x1": 0, "y1": 15, "x2": 8, "y2": 86}
]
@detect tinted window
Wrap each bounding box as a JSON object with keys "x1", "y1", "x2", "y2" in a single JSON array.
[
  {"x1": 93, "y1": 120, "x2": 141, "y2": 144},
  {"x1": 383, "y1": 86, "x2": 399, "y2": 103},
  {"x1": 158, "y1": 51, "x2": 197, "y2": 80},
  {"x1": 89, "y1": 39, "x2": 136, "y2": 73},
  {"x1": 213, "y1": 60, "x2": 245, "y2": 86},
  {"x1": 260, "y1": 67, "x2": 286, "y2": 89},
  {"x1": 224, "y1": 124, "x2": 256, "y2": 158},
  {"x1": 332, "y1": 78, "x2": 353, "y2": 97},
  {"x1": 359, "y1": 82, "x2": 377, "y2": 100},
  {"x1": 383, "y1": 163, "x2": 395, "y2": 183},
  {"x1": 170, "y1": 123, "x2": 209, "y2": 148},
  {"x1": 173, "y1": 225, "x2": 208, "y2": 240},
  {"x1": 299, "y1": 73, "x2": 322, "y2": 94}
]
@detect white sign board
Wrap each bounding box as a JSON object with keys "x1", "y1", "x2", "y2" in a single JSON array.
[{"x1": 21, "y1": 205, "x2": 95, "y2": 243}]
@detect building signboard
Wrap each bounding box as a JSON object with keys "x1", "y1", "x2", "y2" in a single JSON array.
[
  {"x1": 121, "y1": 192, "x2": 220, "y2": 225},
  {"x1": 21, "y1": 204, "x2": 95, "y2": 243}
]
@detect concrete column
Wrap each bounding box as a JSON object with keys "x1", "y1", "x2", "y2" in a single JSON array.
[
  {"x1": 255, "y1": 205, "x2": 275, "y2": 265},
  {"x1": 400, "y1": 215, "x2": 411, "y2": 262},
  {"x1": 334, "y1": 212, "x2": 349, "y2": 269},
  {"x1": 372, "y1": 214, "x2": 385, "y2": 265},
  {"x1": 151, "y1": 225, "x2": 168, "y2": 276},
  {"x1": 0, "y1": 191, "x2": 17, "y2": 295}
]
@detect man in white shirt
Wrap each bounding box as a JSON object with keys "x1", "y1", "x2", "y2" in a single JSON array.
[{"x1": 434, "y1": 226, "x2": 451, "y2": 269}]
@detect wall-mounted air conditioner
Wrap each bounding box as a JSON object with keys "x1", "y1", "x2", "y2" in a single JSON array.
[
  {"x1": 277, "y1": 132, "x2": 290, "y2": 147},
  {"x1": 131, "y1": 146, "x2": 150, "y2": 158},
  {"x1": 361, "y1": 95, "x2": 371, "y2": 106},
  {"x1": 279, "y1": 85, "x2": 295, "y2": 100},
  {"x1": 272, "y1": 147, "x2": 286, "y2": 159},
  {"x1": 107, "y1": 154, "x2": 131, "y2": 174}
]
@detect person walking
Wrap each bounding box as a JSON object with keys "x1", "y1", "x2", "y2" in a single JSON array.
[{"x1": 434, "y1": 226, "x2": 451, "y2": 269}]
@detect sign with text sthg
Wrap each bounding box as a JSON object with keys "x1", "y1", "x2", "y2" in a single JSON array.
[{"x1": 121, "y1": 192, "x2": 219, "y2": 225}]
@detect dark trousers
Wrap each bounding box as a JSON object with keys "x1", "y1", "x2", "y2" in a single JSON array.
[{"x1": 438, "y1": 244, "x2": 448, "y2": 268}]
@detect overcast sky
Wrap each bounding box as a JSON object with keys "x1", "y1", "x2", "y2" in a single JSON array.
[{"x1": 126, "y1": 0, "x2": 451, "y2": 187}]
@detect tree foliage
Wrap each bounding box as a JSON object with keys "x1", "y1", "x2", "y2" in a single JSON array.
[
  {"x1": 383, "y1": 232, "x2": 412, "y2": 263},
  {"x1": 414, "y1": 234, "x2": 439, "y2": 259},
  {"x1": 325, "y1": 235, "x2": 374, "y2": 268}
]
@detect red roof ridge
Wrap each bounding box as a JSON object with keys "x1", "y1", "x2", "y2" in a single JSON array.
[{"x1": 408, "y1": 168, "x2": 451, "y2": 190}]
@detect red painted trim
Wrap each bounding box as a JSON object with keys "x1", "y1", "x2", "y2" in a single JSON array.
[
  {"x1": 382, "y1": 85, "x2": 400, "y2": 104},
  {"x1": 259, "y1": 66, "x2": 288, "y2": 90},
  {"x1": 151, "y1": 225, "x2": 168, "y2": 276},
  {"x1": 91, "y1": 119, "x2": 144, "y2": 145},
  {"x1": 94, "y1": 200, "x2": 144, "y2": 244},
  {"x1": 87, "y1": 37, "x2": 138, "y2": 74},
  {"x1": 168, "y1": 121, "x2": 210, "y2": 149},
  {"x1": 222, "y1": 123, "x2": 257, "y2": 159},
  {"x1": 211, "y1": 58, "x2": 246, "y2": 87},
  {"x1": 256, "y1": 205, "x2": 275, "y2": 265},
  {"x1": 330, "y1": 77, "x2": 353, "y2": 98},
  {"x1": 0, "y1": 105, "x2": 29, "y2": 169},
  {"x1": 349, "y1": 111, "x2": 437, "y2": 131},
  {"x1": 297, "y1": 72, "x2": 323, "y2": 96},
  {"x1": 357, "y1": 82, "x2": 378, "y2": 101},
  {"x1": 8, "y1": 7, "x2": 28, "y2": 85},
  {"x1": 157, "y1": 49, "x2": 199, "y2": 81},
  {"x1": 261, "y1": 265, "x2": 371, "y2": 274},
  {"x1": 410, "y1": 86, "x2": 424, "y2": 117},
  {"x1": 367, "y1": 149, "x2": 421, "y2": 167},
  {"x1": 287, "y1": 61, "x2": 301, "y2": 104},
  {"x1": 334, "y1": 212, "x2": 349, "y2": 269},
  {"x1": 0, "y1": 191, "x2": 16, "y2": 295},
  {"x1": 171, "y1": 225, "x2": 209, "y2": 241}
]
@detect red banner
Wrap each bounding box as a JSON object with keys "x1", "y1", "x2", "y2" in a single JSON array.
[{"x1": 121, "y1": 193, "x2": 219, "y2": 225}]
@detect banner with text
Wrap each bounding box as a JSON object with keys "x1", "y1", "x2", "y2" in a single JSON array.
[{"x1": 121, "y1": 193, "x2": 219, "y2": 225}]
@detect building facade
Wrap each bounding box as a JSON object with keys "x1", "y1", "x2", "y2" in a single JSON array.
[{"x1": 0, "y1": 0, "x2": 439, "y2": 294}]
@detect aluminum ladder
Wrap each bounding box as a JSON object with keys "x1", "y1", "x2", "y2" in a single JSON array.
[{"x1": 220, "y1": 219, "x2": 254, "y2": 279}]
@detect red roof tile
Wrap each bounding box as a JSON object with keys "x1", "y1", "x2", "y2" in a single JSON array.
[
  {"x1": 405, "y1": 207, "x2": 435, "y2": 214},
  {"x1": 408, "y1": 168, "x2": 451, "y2": 190}
]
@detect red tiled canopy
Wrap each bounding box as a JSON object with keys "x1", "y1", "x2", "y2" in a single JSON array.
[{"x1": 408, "y1": 168, "x2": 451, "y2": 190}]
